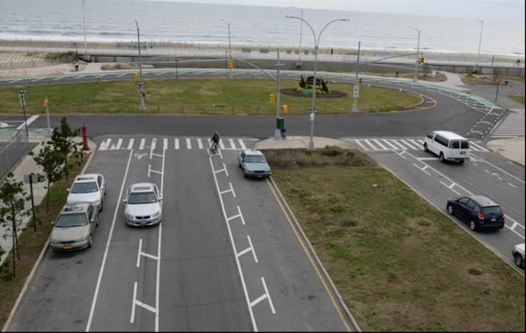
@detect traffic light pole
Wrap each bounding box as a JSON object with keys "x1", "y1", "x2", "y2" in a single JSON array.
[
  {"x1": 275, "y1": 49, "x2": 285, "y2": 140},
  {"x1": 410, "y1": 27, "x2": 421, "y2": 83},
  {"x1": 136, "y1": 20, "x2": 146, "y2": 111},
  {"x1": 352, "y1": 41, "x2": 361, "y2": 113}
]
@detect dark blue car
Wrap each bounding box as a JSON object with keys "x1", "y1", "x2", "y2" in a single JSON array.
[{"x1": 447, "y1": 196, "x2": 505, "y2": 232}]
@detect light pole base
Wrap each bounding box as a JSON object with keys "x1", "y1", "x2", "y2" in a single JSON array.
[
  {"x1": 308, "y1": 140, "x2": 315, "y2": 150},
  {"x1": 274, "y1": 129, "x2": 283, "y2": 141},
  {"x1": 351, "y1": 103, "x2": 359, "y2": 113}
]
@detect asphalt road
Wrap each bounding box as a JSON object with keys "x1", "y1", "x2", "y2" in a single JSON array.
[
  {"x1": 9, "y1": 135, "x2": 355, "y2": 332},
  {"x1": 352, "y1": 138, "x2": 525, "y2": 270}
]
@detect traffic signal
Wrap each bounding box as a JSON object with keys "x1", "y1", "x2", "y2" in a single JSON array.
[
  {"x1": 270, "y1": 93, "x2": 276, "y2": 104},
  {"x1": 281, "y1": 105, "x2": 288, "y2": 114},
  {"x1": 418, "y1": 56, "x2": 425, "y2": 65},
  {"x1": 134, "y1": 72, "x2": 140, "y2": 82},
  {"x1": 228, "y1": 60, "x2": 234, "y2": 69},
  {"x1": 358, "y1": 77, "x2": 363, "y2": 86}
]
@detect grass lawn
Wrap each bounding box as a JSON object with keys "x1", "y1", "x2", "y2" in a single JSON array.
[
  {"x1": 0, "y1": 153, "x2": 88, "y2": 329},
  {"x1": 269, "y1": 149, "x2": 525, "y2": 332},
  {"x1": 508, "y1": 95, "x2": 525, "y2": 105},
  {"x1": 0, "y1": 79, "x2": 421, "y2": 115}
]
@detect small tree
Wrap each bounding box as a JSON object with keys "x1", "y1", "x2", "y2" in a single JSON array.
[
  {"x1": 31, "y1": 144, "x2": 63, "y2": 214},
  {"x1": 51, "y1": 117, "x2": 81, "y2": 182},
  {"x1": 299, "y1": 75, "x2": 307, "y2": 89},
  {"x1": 0, "y1": 173, "x2": 31, "y2": 278}
]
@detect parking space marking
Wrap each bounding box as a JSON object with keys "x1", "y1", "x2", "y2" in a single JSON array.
[
  {"x1": 220, "y1": 182, "x2": 237, "y2": 198},
  {"x1": 136, "y1": 238, "x2": 160, "y2": 269},
  {"x1": 131, "y1": 283, "x2": 157, "y2": 324},
  {"x1": 413, "y1": 163, "x2": 432, "y2": 176},
  {"x1": 86, "y1": 150, "x2": 134, "y2": 332},
  {"x1": 227, "y1": 206, "x2": 246, "y2": 225},
  {"x1": 237, "y1": 236, "x2": 259, "y2": 263},
  {"x1": 214, "y1": 163, "x2": 229, "y2": 176},
  {"x1": 250, "y1": 278, "x2": 276, "y2": 315}
]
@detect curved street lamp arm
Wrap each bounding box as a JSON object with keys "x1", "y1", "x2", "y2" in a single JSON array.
[
  {"x1": 318, "y1": 19, "x2": 349, "y2": 47},
  {"x1": 286, "y1": 15, "x2": 317, "y2": 46}
]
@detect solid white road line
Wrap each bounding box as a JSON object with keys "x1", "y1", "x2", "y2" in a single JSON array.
[
  {"x1": 86, "y1": 149, "x2": 134, "y2": 332},
  {"x1": 155, "y1": 148, "x2": 166, "y2": 332},
  {"x1": 164, "y1": 138, "x2": 168, "y2": 151},
  {"x1": 128, "y1": 139, "x2": 135, "y2": 150},
  {"x1": 16, "y1": 115, "x2": 40, "y2": 130},
  {"x1": 472, "y1": 154, "x2": 525, "y2": 184}
]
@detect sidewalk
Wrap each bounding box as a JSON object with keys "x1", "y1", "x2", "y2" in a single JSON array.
[
  {"x1": 487, "y1": 137, "x2": 525, "y2": 166},
  {"x1": 0, "y1": 138, "x2": 96, "y2": 266}
]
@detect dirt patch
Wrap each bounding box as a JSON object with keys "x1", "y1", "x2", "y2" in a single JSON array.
[
  {"x1": 199, "y1": 85, "x2": 219, "y2": 96},
  {"x1": 101, "y1": 63, "x2": 155, "y2": 71},
  {"x1": 281, "y1": 88, "x2": 348, "y2": 99}
]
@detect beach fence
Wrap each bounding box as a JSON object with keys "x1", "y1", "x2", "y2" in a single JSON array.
[{"x1": 0, "y1": 126, "x2": 29, "y2": 181}]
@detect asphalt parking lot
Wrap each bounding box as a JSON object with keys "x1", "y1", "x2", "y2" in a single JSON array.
[
  {"x1": 346, "y1": 137, "x2": 525, "y2": 268},
  {"x1": 9, "y1": 136, "x2": 354, "y2": 332}
]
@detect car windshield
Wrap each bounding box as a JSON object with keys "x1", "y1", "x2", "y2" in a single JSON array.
[
  {"x1": 128, "y1": 192, "x2": 157, "y2": 205},
  {"x1": 56, "y1": 213, "x2": 88, "y2": 228},
  {"x1": 482, "y1": 206, "x2": 502, "y2": 215},
  {"x1": 246, "y1": 155, "x2": 267, "y2": 163},
  {"x1": 71, "y1": 182, "x2": 98, "y2": 194}
]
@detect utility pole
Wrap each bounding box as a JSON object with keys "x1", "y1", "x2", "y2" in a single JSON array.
[
  {"x1": 135, "y1": 20, "x2": 146, "y2": 111},
  {"x1": 286, "y1": 16, "x2": 349, "y2": 150},
  {"x1": 290, "y1": 7, "x2": 304, "y2": 66},
  {"x1": 476, "y1": 20, "x2": 484, "y2": 69},
  {"x1": 352, "y1": 41, "x2": 361, "y2": 113},
  {"x1": 410, "y1": 27, "x2": 421, "y2": 83},
  {"x1": 82, "y1": 0, "x2": 88, "y2": 60},
  {"x1": 17, "y1": 89, "x2": 29, "y2": 143},
  {"x1": 221, "y1": 20, "x2": 233, "y2": 79},
  {"x1": 275, "y1": 49, "x2": 285, "y2": 140}
]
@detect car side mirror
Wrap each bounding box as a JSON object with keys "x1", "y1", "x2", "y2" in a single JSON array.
[
  {"x1": 51, "y1": 221, "x2": 55, "y2": 225},
  {"x1": 158, "y1": 196, "x2": 163, "y2": 201},
  {"x1": 122, "y1": 199, "x2": 128, "y2": 204},
  {"x1": 66, "y1": 189, "x2": 70, "y2": 192}
]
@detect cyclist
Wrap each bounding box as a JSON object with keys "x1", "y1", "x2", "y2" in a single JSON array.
[{"x1": 210, "y1": 132, "x2": 220, "y2": 154}]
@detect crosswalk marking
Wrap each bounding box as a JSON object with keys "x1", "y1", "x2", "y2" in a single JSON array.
[
  {"x1": 346, "y1": 138, "x2": 490, "y2": 153},
  {"x1": 491, "y1": 112, "x2": 525, "y2": 139},
  {"x1": 98, "y1": 137, "x2": 253, "y2": 152}
]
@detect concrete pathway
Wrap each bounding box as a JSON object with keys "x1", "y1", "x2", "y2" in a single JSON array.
[{"x1": 255, "y1": 136, "x2": 352, "y2": 150}]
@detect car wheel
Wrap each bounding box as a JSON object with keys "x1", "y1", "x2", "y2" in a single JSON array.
[
  {"x1": 88, "y1": 235, "x2": 93, "y2": 248},
  {"x1": 469, "y1": 221, "x2": 477, "y2": 231},
  {"x1": 515, "y1": 254, "x2": 525, "y2": 268},
  {"x1": 439, "y1": 152, "x2": 445, "y2": 163},
  {"x1": 424, "y1": 143, "x2": 429, "y2": 152},
  {"x1": 100, "y1": 199, "x2": 104, "y2": 212},
  {"x1": 459, "y1": 160, "x2": 465, "y2": 165},
  {"x1": 447, "y1": 205, "x2": 454, "y2": 216}
]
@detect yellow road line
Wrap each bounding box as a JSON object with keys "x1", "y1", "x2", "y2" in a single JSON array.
[{"x1": 266, "y1": 179, "x2": 353, "y2": 332}]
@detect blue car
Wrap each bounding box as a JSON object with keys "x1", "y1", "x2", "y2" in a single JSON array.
[{"x1": 237, "y1": 150, "x2": 272, "y2": 179}]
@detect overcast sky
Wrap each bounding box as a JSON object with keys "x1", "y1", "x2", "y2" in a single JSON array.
[{"x1": 147, "y1": 0, "x2": 525, "y2": 22}]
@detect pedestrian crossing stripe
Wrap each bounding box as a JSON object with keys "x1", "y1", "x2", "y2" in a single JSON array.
[
  {"x1": 491, "y1": 112, "x2": 525, "y2": 139},
  {"x1": 346, "y1": 138, "x2": 490, "y2": 152},
  {"x1": 98, "y1": 137, "x2": 254, "y2": 151}
]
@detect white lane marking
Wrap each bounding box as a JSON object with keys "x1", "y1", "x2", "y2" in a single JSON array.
[
  {"x1": 400, "y1": 139, "x2": 420, "y2": 150},
  {"x1": 186, "y1": 138, "x2": 192, "y2": 150},
  {"x1": 220, "y1": 182, "x2": 236, "y2": 198},
  {"x1": 131, "y1": 282, "x2": 138, "y2": 323},
  {"x1": 413, "y1": 163, "x2": 431, "y2": 176},
  {"x1": 472, "y1": 153, "x2": 525, "y2": 185},
  {"x1": 220, "y1": 140, "x2": 226, "y2": 150},
  {"x1": 239, "y1": 139, "x2": 247, "y2": 150},
  {"x1": 16, "y1": 115, "x2": 40, "y2": 130},
  {"x1": 110, "y1": 138, "x2": 123, "y2": 150},
  {"x1": 229, "y1": 138, "x2": 237, "y2": 150},
  {"x1": 250, "y1": 278, "x2": 276, "y2": 315},
  {"x1": 418, "y1": 157, "x2": 439, "y2": 161},
  {"x1": 470, "y1": 142, "x2": 490, "y2": 152},
  {"x1": 408, "y1": 139, "x2": 423, "y2": 149},
  {"x1": 32, "y1": 77, "x2": 48, "y2": 82},
  {"x1": 140, "y1": 139, "x2": 146, "y2": 150},
  {"x1": 198, "y1": 138, "x2": 204, "y2": 150},
  {"x1": 86, "y1": 149, "x2": 134, "y2": 332},
  {"x1": 99, "y1": 139, "x2": 112, "y2": 151},
  {"x1": 136, "y1": 239, "x2": 143, "y2": 268},
  {"x1": 209, "y1": 158, "x2": 258, "y2": 331},
  {"x1": 363, "y1": 139, "x2": 379, "y2": 151},
  {"x1": 150, "y1": 138, "x2": 157, "y2": 159},
  {"x1": 508, "y1": 183, "x2": 518, "y2": 188},
  {"x1": 353, "y1": 140, "x2": 369, "y2": 151},
  {"x1": 372, "y1": 139, "x2": 388, "y2": 150},
  {"x1": 389, "y1": 139, "x2": 408, "y2": 150},
  {"x1": 164, "y1": 138, "x2": 168, "y2": 151},
  {"x1": 175, "y1": 138, "x2": 180, "y2": 150},
  {"x1": 127, "y1": 139, "x2": 135, "y2": 150},
  {"x1": 237, "y1": 236, "x2": 259, "y2": 263},
  {"x1": 155, "y1": 148, "x2": 166, "y2": 332},
  {"x1": 440, "y1": 181, "x2": 461, "y2": 196},
  {"x1": 227, "y1": 206, "x2": 247, "y2": 225},
  {"x1": 382, "y1": 140, "x2": 399, "y2": 150}
]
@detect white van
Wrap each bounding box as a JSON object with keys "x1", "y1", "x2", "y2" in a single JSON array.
[{"x1": 424, "y1": 131, "x2": 470, "y2": 164}]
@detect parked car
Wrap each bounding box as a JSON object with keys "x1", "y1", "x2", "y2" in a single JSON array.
[
  {"x1": 424, "y1": 131, "x2": 471, "y2": 164},
  {"x1": 67, "y1": 174, "x2": 107, "y2": 211},
  {"x1": 237, "y1": 150, "x2": 272, "y2": 179},
  {"x1": 447, "y1": 196, "x2": 505, "y2": 231},
  {"x1": 50, "y1": 203, "x2": 99, "y2": 251},
  {"x1": 512, "y1": 244, "x2": 525, "y2": 269},
  {"x1": 123, "y1": 183, "x2": 162, "y2": 227}
]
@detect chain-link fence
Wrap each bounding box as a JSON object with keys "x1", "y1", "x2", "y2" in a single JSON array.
[{"x1": 0, "y1": 126, "x2": 29, "y2": 181}]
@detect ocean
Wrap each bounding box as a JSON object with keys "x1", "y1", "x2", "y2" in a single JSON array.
[{"x1": 0, "y1": 0, "x2": 524, "y2": 56}]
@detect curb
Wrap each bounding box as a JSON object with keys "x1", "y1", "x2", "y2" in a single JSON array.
[
  {"x1": 269, "y1": 177, "x2": 363, "y2": 332},
  {"x1": 1, "y1": 140, "x2": 98, "y2": 333}
]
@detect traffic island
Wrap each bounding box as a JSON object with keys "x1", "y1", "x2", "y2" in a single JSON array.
[{"x1": 267, "y1": 147, "x2": 525, "y2": 332}]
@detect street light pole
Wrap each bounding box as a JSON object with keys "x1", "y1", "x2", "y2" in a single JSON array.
[
  {"x1": 352, "y1": 41, "x2": 361, "y2": 113},
  {"x1": 290, "y1": 7, "x2": 304, "y2": 65},
  {"x1": 410, "y1": 27, "x2": 421, "y2": 83},
  {"x1": 135, "y1": 20, "x2": 146, "y2": 111},
  {"x1": 82, "y1": 0, "x2": 88, "y2": 60},
  {"x1": 476, "y1": 20, "x2": 484, "y2": 69},
  {"x1": 275, "y1": 48, "x2": 285, "y2": 140},
  {"x1": 221, "y1": 20, "x2": 233, "y2": 79},
  {"x1": 17, "y1": 89, "x2": 29, "y2": 142},
  {"x1": 286, "y1": 16, "x2": 349, "y2": 150}
]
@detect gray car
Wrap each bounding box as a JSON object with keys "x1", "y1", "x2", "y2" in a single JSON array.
[
  {"x1": 50, "y1": 203, "x2": 99, "y2": 251},
  {"x1": 123, "y1": 183, "x2": 163, "y2": 227},
  {"x1": 237, "y1": 150, "x2": 272, "y2": 179},
  {"x1": 512, "y1": 244, "x2": 525, "y2": 269}
]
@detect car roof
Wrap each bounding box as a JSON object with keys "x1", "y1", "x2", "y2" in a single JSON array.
[
  {"x1": 60, "y1": 203, "x2": 91, "y2": 214},
  {"x1": 130, "y1": 183, "x2": 155, "y2": 193},
  {"x1": 469, "y1": 196, "x2": 500, "y2": 207},
  {"x1": 243, "y1": 150, "x2": 264, "y2": 156},
  {"x1": 432, "y1": 131, "x2": 468, "y2": 141},
  {"x1": 74, "y1": 174, "x2": 100, "y2": 183}
]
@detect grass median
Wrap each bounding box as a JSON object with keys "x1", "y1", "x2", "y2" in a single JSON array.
[
  {"x1": 0, "y1": 152, "x2": 89, "y2": 329},
  {"x1": 268, "y1": 148, "x2": 525, "y2": 332},
  {"x1": 0, "y1": 78, "x2": 421, "y2": 115}
]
